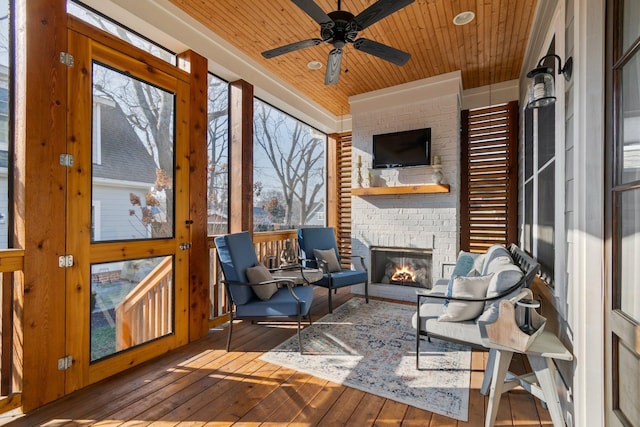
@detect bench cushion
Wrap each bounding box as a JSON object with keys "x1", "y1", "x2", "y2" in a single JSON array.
[{"x1": 411, "y1": 286, "x2": 484, "y2": 347}]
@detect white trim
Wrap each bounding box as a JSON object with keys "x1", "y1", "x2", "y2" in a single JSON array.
[{"x1": 572, "y1": 0, "x2": 606, "y2": 425}]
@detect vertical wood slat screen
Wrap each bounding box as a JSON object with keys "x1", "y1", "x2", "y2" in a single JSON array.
[
  {"x1": 460, "y1": 101, "x2": 519, "y2": 253},
  {"x1": 334, "y1": 132, "x2": 353, "y2": 265}
]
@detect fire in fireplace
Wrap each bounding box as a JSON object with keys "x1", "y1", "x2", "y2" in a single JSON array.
[{"x1": 370, "y1": 246, "x2": 432, "y2": 289}]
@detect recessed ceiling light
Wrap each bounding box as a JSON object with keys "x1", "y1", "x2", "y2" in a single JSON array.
[
  {"x1": 307, "y1": 60, "x2": 323, "y2": 70},
  {"x1": 453, "y1": 11, "x2": 475, "y2": 26}
]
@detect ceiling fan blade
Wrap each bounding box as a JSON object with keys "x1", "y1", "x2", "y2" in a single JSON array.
[
  {"x1": 353, "y1": 38, "x2": 410, "y2": 66},
  {"x1": 353, "y1": 0, "x2": 415, "y2": 30},
  {"x1": 262, "y1": 38, "x2": 323, "y2": 59},
  {"x1": 325, "y1": 48, "x2": 343, "y2": 85},
  {"x1": 292, "y1": 0, "x2": 334, "y2": 28}
]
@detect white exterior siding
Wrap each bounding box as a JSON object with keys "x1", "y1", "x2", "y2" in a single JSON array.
[{"x1": 93, "y1": 179, "x2": 154, "y2": 241}]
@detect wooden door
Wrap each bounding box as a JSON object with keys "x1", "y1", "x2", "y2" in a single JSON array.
[
  {"x1": 64, "y1": 26, "x2": 191, "y2": 391},
  {"x1": 605, "y1": 1, "x2": 640, "y2": 425}
]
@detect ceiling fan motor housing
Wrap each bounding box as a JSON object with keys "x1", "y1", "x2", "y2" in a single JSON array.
[{"x1": 323, "y1": 10, "x2": 358, "y2": 47}]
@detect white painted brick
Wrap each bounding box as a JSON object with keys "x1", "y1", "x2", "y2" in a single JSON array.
[{"x1": 350, "y1": 87, "x2": 461, "y2": 300}]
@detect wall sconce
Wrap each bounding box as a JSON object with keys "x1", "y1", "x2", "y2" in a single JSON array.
[{"x1": 526, "y1": 54, "x2": 573, "y2": 109}]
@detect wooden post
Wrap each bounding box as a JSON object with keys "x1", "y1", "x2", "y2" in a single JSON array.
[
  {"x1": 229, "y1": 80, "x2": 254, "y2": 234},
  {"x1": 14, "y1": 0, "x2": 68, "y2": 410},
  {"x1": 177, "y1": 50, "x2": 211, "y2": 341},
  {"x1": 326, "y1": 134, "x2": 338, "y2": 230}
]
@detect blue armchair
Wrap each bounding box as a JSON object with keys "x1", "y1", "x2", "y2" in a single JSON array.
[
  {"x1": 214, "y1": 231, "x2": 314, "y2": 353},
  {"x1": 298, "y1": 227, "x2": 368, "y2": 313}
]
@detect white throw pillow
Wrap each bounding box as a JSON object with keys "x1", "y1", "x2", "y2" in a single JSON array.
[
  {"x1": 246, "y1": 264, "x2": 278, "y2": 301},
  {"x1": 438, "y1": 273, "x2": 494, "y2": 322},
  {"x1": 313, "y1": 248, "x2": 341, "y2": 273}
]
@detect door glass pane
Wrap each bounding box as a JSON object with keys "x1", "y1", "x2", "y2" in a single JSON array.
[
  {"x1": 92, "y1": 62, "x2": 175, "y2": 241},
  {"x1": 616, "y1": 188, "x2": 640, "y2": 322},
  {"x1": 622, "y1": 0, "x2": 640, "y2": 52},
  {"x1": 616, "y1": 339, "x2": 640, "y2": 425},
  {"x1": 619, "y1": 53, "x2": 640, "y2": 185},
  {"x1": 524, "y1": 180, "x2": 533, "y2": 253},
  {"x1": 90, "y1": 256, "x2": 173, "y2": 362},
  {"x1": 537, "y1": 162, "x2": 555, "y2": 285}
]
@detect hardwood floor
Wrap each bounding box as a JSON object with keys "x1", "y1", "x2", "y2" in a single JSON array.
[{"x1": 1, "y1": 289, "x2": 552, "y2": 426}]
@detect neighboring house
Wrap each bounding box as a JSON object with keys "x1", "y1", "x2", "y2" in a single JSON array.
[
  {"x1": 305, "y1": 202, "x2": 325, "y2": 226},
  {"x1": 207, "y1": 210, "x2": 228, "y2": 235},
  {"x1": 253, "y1": 206, "x2": 274, "y2": 231},
  {"x1": 91, "y1": 95, "x2": 159, "y2": 241}
]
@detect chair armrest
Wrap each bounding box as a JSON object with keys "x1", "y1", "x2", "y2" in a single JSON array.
[
  {"x1": 220, "y1": 278, "x2": 296, "y2": 287},
  {"x1": 352, "y1": 255, "x2": 367, "y2": 271},
  {"x1": 416, "y1": 280, "x2": 527, "y2": 304}
]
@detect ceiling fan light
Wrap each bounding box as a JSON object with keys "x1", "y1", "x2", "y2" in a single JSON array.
[
  {"x1": 307, "y1": 60, "x2": 323, "y2": 70},
  {"x1": 453, "y1": 11, "x2": 475, "y2": 26}
]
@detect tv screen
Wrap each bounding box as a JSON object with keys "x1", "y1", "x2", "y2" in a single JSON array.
[{"x1": 372, "y1": 128, "x2": 431, "y2": 169}]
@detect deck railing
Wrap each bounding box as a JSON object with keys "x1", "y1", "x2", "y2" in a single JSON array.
[
  {"x1": 0, "y1": 249, "x2": 25, "y2": 414},
  {"x1": 115, "y1": 256, "x2": 173, "y2": 350}
]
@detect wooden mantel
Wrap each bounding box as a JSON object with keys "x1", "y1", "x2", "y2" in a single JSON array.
[{"x1": 351, "y1": 184, "x2": 450, "y2": 196}]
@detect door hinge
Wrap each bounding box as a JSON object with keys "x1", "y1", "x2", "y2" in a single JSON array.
[
  {"x1": 59, "y1": 154, "x2": 74, "y2": 167},
  {"x1": 57, "y1": 355, "x2": 73, "y2": 370},
  {"x1": 59, "y1": 52, "x2": 74, "y2": 67},
  {"x1": 179, "y1": 242, "x2": 192, "y2": 251},
  {"x1": 58, "y1": 255, "x2": 74, "y2": 268}
]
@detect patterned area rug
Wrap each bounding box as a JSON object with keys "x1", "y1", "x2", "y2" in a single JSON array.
[{"x1": 260, "y1": 298, "x2": 471, "y2": 421}]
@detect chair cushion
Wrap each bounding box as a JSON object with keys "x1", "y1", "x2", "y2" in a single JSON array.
[
  {"x1": 313, "y1": 248, "x2": 341, "y2": 273},
  {"x1": 439, "y1": 273, "x2": 493, "y2": 322},
  {"x1": 298, "y1": 227, "x2": 341, "y2": 268},
  {"x1": 412, "y1": 298, "x2": 484, "y2": 347},
  {"x1": 214, "y1": 232, "x2": 260, "y2": 305},
  {"x1": 246, "y1": 264, "x2": 278, "y2": 301},
  {"x1": 235, "y1": 285, "x2": 314, "y2": 318},
  {"x1": 314, "y1": 269, "x2": 368, "y2": 288}
]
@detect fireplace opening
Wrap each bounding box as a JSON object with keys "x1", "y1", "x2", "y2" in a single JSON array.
[{"x1": 370, "y1": 246, "x2": 432, "y2": 289}]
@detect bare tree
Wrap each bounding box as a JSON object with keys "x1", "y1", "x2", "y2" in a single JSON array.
[
  {"x1": 207, "y1": 75, "x2": 229, "y2": 234},
  {"x1": 254, "y1": 101, "x2": 324, "y2": 228}
]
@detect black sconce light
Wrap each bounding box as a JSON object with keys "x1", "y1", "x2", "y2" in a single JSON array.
[{"x1": 526, "y1": 54, "x2": 573, "y2": 109}]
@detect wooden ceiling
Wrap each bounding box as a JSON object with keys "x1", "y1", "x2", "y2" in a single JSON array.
[{"x1": 169, "y1": 0, "x2": 538, "y2": 116}]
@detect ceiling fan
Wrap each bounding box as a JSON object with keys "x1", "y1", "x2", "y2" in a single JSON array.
[{"x1": 261, "y1": 0, "x2": 414, "y2": 85}]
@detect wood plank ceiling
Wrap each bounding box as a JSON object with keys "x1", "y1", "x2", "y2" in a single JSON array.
[{"x1": 169, "y1": 0, "x2": 538, "y2": 116}]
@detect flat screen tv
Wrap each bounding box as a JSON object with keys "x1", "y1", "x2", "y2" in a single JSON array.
[{"x1": 372, "y1": 128, "x2": 431, "y2": 169}]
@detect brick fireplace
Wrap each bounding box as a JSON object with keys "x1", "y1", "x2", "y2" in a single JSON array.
[{"x1": 347, "y1": 73, "x2": 462, "y2": 302}]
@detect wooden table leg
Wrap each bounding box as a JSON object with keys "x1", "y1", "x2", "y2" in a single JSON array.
[
  {"x1": 485, "y1": 349, "x2": 514, "y2": 427},
  {"x1": 528, "y1": 355, "x2": 566, "y2": 427}
]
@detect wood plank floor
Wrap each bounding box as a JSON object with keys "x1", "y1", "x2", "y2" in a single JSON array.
[{"x1": 0, "y1": 289, "x2": 553, "y2": 426}]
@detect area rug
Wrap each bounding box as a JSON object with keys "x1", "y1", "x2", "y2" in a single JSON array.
[{"x1": 260, "y1": 298, "x2": 471, "y2": 421}]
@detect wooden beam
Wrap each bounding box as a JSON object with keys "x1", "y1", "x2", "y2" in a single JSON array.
[
  {"x1": 229, "y1": 80, "x2": 253, "y2": 234},
  {"x1": 14, "y1": 0, "x2": 68, "y2": 411},
  {"x1": 177, "y1": 50, "x2": 211, "y2": 341},
  {"x1": 326, "y1": 134, "x2": 338, "y2": 230}
]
